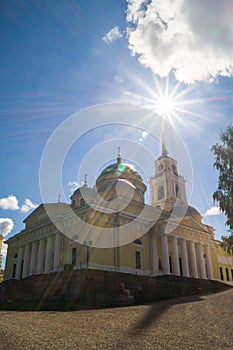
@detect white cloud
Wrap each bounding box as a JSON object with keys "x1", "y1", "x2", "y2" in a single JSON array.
[
  {"x1": 1, "y1": 242, "x2": 8, "y2": 257},
  {"x1": 68, "y1": 181, "x2": 83, "y2": 193},
  {"x1": 0, "y1": 218, "x2": 14, "y2": 237},
  {"x1": 126, "y1": 0, "x2": 146, "y2": 23},
  {"x1": 0, "y1": 195, "x2": 38, "y2": 213},
  {"x1": 102, "y1": 26, "x2": 123, "y2": 43},
  {"x1": 204, "y1": 206, "x2": 222, "y2": 216},
  {"x1": 0, "y1": 218, "x2": 14, "y2": 259},
  {"x1": 126, "y1": 0, "x2": 233, "y2": 83},
  {"x1": 20, "y1": 199, "x2": 38, "y2": 213},
  {"x1": 0, "y1": 195, "x2": 19, "y2": 210}
]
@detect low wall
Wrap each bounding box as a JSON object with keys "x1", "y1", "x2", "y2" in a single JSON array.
[{"x1": 0, "y1": 270, "x2": 231, "y2": 310}]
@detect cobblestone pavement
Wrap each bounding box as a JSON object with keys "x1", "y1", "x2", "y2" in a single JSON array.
[{"x1": 0, "y1": 289, "x2": 232, "y2": 350}]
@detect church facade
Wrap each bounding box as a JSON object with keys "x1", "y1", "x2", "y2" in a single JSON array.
[{"x1": 4, "y1": 145, "x2": 233, "y2": 284}]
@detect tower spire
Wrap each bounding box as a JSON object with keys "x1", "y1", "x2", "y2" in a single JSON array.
[
  {"x1": 161, "y1": 127, "x2": 168, "y2": 156},
  {"x1": 84, "y1": 174, "x2": 88, "y2": 186},
  {"x1": 117, "y1": 146, "x2": 122, "y2": 164}
]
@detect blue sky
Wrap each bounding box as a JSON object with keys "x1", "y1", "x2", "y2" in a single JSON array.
[{"x1": 1, "y1": 0, "x2": 233, "y2": 267}]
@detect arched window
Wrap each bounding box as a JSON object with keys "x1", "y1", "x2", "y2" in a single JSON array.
[
  {"x1": 158, "y1": 185, "x2": 164, "y2": 200},
  {"x1": 71, "y1": 233, "x2": 79, "y2": 242},
  {"x1": 71, "y1": 200, "x2": 75, "y2": 206},
  {"x1": 172, "y1": 165, "x2": 178, "y2": 176},
  {"x1": 133, "y1": 238, "x2": 143, "y2": 246},
  {"x1": 80, "y1": 198, "x2": 85, "y2": 207},
  {"x1": 175, "y1": 184, "x2": 182, "y2": 198},
  {"x1": 175, "y1": 184, "x2": 179, "y2": 197}
]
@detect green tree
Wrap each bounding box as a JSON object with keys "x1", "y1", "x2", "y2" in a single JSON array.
[
  {"x1": 211, "y1": 125, "x2": 233, "y2": 251},
  {"x1": 220, "y1": 235, "x2": 233, "y2": 255}
]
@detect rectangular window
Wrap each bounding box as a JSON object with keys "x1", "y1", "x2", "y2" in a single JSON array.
[
  {"x1": 12, "y1": 263, "x2": 16, "y2": 279},
  {"x1": 231, "y1": 269, "x2": 233, "y2": 281},
  {"x1": 219, "y1": 267, "x2": 224, "y2": 281},
  {"x1": 71, "y1": 247, "x2": 77, "y2": 265},
  {"x1": 135, "y1": 251, "x2": 141, "y2": 269},
  {"x1": 225, "y1": 268, "x2": 230, "y2": 281}
]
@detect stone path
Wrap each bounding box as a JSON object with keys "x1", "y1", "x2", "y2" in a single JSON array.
[{"x1": 0, "y1": 289, "x2": 232, "y2": 349}]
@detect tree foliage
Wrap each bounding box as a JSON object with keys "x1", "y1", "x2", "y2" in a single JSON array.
[
  {"x1": 220, "y1": 235, "x2": 233, "y2": 255},
  {"x1": 211, "y1": 124, "x2": 233, "y2": 232}
]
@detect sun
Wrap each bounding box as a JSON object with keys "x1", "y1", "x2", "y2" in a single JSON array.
[
  {"x1": 121, "y1": 73, "x2": 210, "y2": 131},
  {"x1": 152, "y1": 77, "x2": 184, "y2": 119},
  {"x1": 147, "y1": 75, "x2": 207, "y2": 126},
  {"x1": 156, "y1": 95, "x2": 176, "y2": 117}
]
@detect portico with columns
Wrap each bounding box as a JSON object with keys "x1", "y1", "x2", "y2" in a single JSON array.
[
  {"x1": 8, "y1": 229, "x2": 63, "y2": 280},
  {"x1": 150, "y1": 227, "x2": 214, "y2": 280}
]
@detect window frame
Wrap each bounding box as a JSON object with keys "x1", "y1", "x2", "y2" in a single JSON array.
[{"x1": 135, "y1": 250, "x2": 141, "y2": 270}]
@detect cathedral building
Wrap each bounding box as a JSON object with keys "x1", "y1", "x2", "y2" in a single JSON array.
[{"x1": 3, "y1": 144, "x2": 233, "y2": 284}]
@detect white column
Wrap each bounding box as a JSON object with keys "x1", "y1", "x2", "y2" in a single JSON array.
[
  {"x1": 180, "y1": 238, "x2": 189, "y2": 277},
  {"x1": 15, "y1": 245, "x2": 24, "y2": 280},
  {"x1": 189, "y1": 241, "x2": 198, "y2": 278},
  {"x1": 151, "y1": 232, "x2": 159, "y2": 276},
  {"x1": 205, "y1": 244, "x2": 214, "y2": 280},
  {"x1": 196, "y1": 243, "x2": 206, "y2": 279},
  {"x1": 44, "y1": 236, "x2": 53, "y2": 273},
  {"x1": 22, "y1": 243, "x2": 31, "y2": 278},
  {"x1": 29, "y1": 241, "x2": 37, "y2": 275},
  {"x1": 161, "y1": 234, "x2": 170, "y2": 275},
  {"x1": 53, "y1": 233, "x2": 61, "y2": 272},
  {"x1": 171, "y1": 236, "x2": 180, "y2": 276},
  {"x1": 37, "y1": 239, "x2": 45, "y2": 274}
]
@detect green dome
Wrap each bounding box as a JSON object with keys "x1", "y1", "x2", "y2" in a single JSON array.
[
  {"x1": 95, "y1": 153, "x2": 147, "y2": 204},
  {"x1": 96, "y1": 162, "x2": 144, "y2": 185}
]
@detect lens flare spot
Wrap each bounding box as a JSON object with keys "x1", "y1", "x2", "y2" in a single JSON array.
[{"x1": 117, "y1": 163, "x2": 126, "y2": 173}]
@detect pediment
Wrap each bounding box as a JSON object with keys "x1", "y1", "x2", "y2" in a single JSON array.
[{"x1": 180, "y1": 216, "x2": 209, "y2": 233}]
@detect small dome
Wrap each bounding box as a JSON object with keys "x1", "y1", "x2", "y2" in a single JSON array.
[
  {"x1": 72, "y1": 184, "x2": 89, "y2": 196},
  {"x1": 70, "y1": 175, "x2": 95, "y2": 207}
]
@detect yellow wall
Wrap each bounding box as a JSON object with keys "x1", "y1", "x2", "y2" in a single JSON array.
[
  {"x1": 4, "y1": 238, "x2": 18, "y2": 281},
  {"x1": 211, "y1": 241, "x2": 233, "y2": 282},
  {"x1": 89, "y1": 247, "x2": 114, "y2": 268},
  {"x1": 119, "y1": 233, "x2": 150, "y2": 271},
  {"x1": 4, "y1": 216, "x2": 233, "y2": 284},
  {"x1": 64, "y1": 234, "x2": 151, "y2": 272}
]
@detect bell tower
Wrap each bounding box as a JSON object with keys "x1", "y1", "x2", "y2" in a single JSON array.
[{"x1": 149, "y1": 138, "x2": 187, "y2": 210}]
